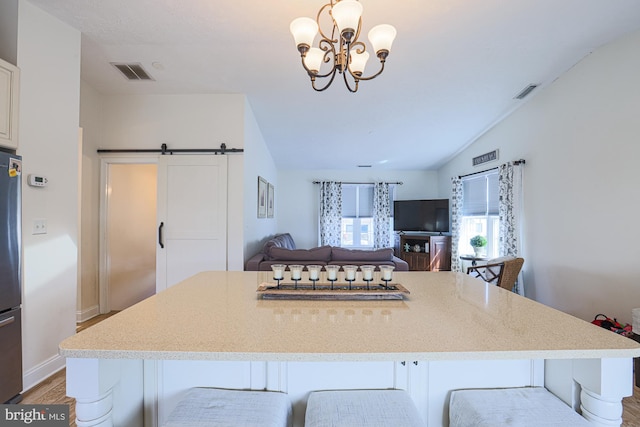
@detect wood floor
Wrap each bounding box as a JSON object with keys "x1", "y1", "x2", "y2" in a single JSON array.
[
  {"x1": 19, "y1": 312, "x2": 118, "y2": 427},
  {"x1": 18, "y1": 311, "x2": 640, "y2": 426},
  {"x1": 623, "y1": 386, "x2": 640, "y2": 427}
]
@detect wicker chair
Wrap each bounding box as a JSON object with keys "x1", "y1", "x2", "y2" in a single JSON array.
[{"x1": 466, "y1": 257, "x2": 524, "y2": 291}]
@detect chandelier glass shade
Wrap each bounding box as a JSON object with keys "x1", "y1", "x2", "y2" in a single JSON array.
[{"x1": 290, "y1": 0, "x2": 397, "y2": 92}]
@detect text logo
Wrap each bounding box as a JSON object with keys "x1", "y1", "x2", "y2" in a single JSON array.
[{"x1": 0, "y1": 405, "x2": 68, "y2": 426}]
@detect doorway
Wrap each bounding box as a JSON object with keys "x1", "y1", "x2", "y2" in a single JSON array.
[
  {"x1": 99, "y1": 157, "x2": 157, "y2": 313},
  {"x1": 98, "y1": 154, "x2": 229, "y2": 313}
]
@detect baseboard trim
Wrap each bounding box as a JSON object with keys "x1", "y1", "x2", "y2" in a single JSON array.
[
  {"x1": 23, "y1": 354, "x2": 66, "y2": 392},
  {"x1": 77, "y1": 304, "x2": 100, "y2": 323}
]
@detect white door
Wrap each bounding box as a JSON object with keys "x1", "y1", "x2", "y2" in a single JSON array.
[{"x1": 156, "y1": 155, "x2": 228, "y2": 292}]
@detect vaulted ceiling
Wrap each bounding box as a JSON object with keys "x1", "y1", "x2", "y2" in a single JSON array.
[{"x1": 28, "y1": 0, "x2": 640, "y2": 170}]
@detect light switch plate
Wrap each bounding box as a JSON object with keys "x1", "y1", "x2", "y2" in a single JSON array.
[{"x1": 33, "y1": 219, "x2": 47, "y2": 235}]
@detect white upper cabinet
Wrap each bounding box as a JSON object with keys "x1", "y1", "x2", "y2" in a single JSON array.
[{"x1": 0, "y1": 57, "x2": 19, "y2": 150}]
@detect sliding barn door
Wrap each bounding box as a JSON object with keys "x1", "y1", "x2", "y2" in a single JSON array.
[{"x1": 156, "y1": 155, "x2": 228, "y2": 292}]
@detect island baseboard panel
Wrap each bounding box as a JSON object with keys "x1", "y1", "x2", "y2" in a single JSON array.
[{"x1": 71, "y1": 358, "x2": 548, "y2": 427}]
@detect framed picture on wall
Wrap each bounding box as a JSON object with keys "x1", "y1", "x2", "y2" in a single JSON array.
[
  {"x1": 267, "y1": 183, "x2": 274, "y2": 218},
  {"x1": 258, "y1": 176, "x2": 267, "y2": 218}
]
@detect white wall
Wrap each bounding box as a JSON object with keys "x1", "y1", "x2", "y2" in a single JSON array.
[
  {"x1": 277, "y1": 169, "x2": 439, "y2": 249},
  {"x1": 437, "y1": 29, "x2": 640, "y2": 323},
  {"x1": 242, "y1": 99, "x2": 278, "y2": 265},
  {"x1": 99, "y1": 93, "x2": 246, "y2": 269},
  {"x1": 16, "y1": 0, "x2": 80, "y2": 389},
  {"x1": 78, "y1": 80, "x2": 103, "y2": 321}
]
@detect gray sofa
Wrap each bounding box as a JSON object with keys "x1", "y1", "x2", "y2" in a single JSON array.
[{"x1": 245, "y1": 233, "x2": 409, "y2": 271}]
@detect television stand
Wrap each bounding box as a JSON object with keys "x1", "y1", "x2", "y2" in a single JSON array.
[{"x1": 396, "y1": 233, "x2": 451, "y2": 271}]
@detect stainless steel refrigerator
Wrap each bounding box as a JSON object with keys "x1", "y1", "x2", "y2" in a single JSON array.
[{"x1": 0, "y1": 150, "x2": 22, "y2": 404}]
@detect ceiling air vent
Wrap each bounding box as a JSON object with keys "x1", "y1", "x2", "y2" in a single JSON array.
[
  {"x1": 514, "y1": 84, "x2": 538, "y2": 100},
  {"x1": 111, "y1": 62, "x2": 155, "y2": 81}
]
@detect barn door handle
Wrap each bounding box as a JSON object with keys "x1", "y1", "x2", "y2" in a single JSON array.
[{"x1": 159, "y1": 222, "x2": 165, "y2": 249}]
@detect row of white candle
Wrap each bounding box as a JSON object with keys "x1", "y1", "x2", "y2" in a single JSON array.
[{"x1": 271, "y1": 264, "x2": 394, "y2": 281}]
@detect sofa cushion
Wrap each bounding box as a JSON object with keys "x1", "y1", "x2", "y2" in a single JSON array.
[
  {"x1": 263, "y1": 233, "x2": 296, "y2": 252},
  {"x1": 331, "y1": 247, "x2": 394, "y2": 262},
  {"x1": 268, "y1": 245, "x2": 332, "y2": 262}
]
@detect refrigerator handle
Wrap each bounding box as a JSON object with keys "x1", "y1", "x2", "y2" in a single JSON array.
[
  {"x1": 158, "y1": 222, "x2": 165, "y2": 249},
  {"x1": 0, "y1": 316, "x2": 15, "y2": 328}
]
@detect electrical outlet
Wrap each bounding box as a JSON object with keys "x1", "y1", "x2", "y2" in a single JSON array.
[{"x1": 32, "y1": 219, "x2": 47, "y2": 235}]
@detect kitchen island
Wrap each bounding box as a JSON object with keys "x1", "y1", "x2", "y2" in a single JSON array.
[{"x1": 60, "y1": 271, "x2": 640, "y2": 426}]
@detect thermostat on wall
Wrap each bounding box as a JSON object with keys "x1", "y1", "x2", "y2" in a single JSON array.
[{"x1": 27, "y1": 174, "x2": 48, "y2": 187}]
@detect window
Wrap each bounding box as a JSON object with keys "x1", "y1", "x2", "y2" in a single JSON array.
[
  {"x1": 340, "y1": 184, "x2": 395, "y2": 249},
  {"x1": 341, "y1": 185, "x2": 374, "y2": 248},
  {"x1": 459, "y1": 171, "x2": 499, "y2": 258}
]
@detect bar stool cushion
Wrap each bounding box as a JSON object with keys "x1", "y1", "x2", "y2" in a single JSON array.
[
  {"x1": 305, "y1": 389, "x2": 424, "y2": 427},
  {"x1": 449, "y1": 387, "x2": 591, "y2": 426},
  {"x1": 163, "y1": 387, "x2": 291, "y2": 427}
]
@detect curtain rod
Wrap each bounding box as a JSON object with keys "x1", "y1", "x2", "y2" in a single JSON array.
[
  {"x1": 97, "y1": 143, "x2": 243, "y2": 155},
  {"x1": 458, "y1": 167, "x2": 498, "y2": 179},
  {"x1": 312, "y1": 181, "x2": 403, "y2": 185},
  {"x1": 458, "y1": 159, "x2": 525, "y2": 179}
]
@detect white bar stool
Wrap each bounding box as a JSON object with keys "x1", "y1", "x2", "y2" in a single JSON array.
[
  {"x1": 305, "y1": 389, "x2": 424, "y2": 427},
  {"x1": 449, "y1": 387, "x2": 591, "y2": 426},
  {"x1": 163, "y1": 387, "x2": 292, "y2": 427}
]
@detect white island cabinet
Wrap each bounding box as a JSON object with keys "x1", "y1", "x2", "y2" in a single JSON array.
[
  {"x1": 59, "y1": 271, "x2": 640, "y2": 427},
  {"x1": 0, "y1": 57, "x2": 19, "y2": 150}
]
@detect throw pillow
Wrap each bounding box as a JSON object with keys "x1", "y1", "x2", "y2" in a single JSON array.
[{"x1": 262, "y1": 233, "x2": 296, "y2": 252}]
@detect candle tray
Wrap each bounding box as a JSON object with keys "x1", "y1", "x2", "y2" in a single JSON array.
[{"x1": 257, "y1": 282, "x2": 410, "y2": 300}]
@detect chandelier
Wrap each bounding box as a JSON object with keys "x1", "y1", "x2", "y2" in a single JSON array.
[{"x1": 289, "y1": 0, "x2": 397, "y2": 93}]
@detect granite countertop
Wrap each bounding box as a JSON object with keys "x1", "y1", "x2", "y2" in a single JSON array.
[{"x1": 59, "y1": 271, "x2": 640, "y2": 361}]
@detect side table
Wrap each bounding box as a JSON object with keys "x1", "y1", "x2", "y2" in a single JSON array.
[{"x1": 459, "y1": 254, "x2": 488, "y2": 267}]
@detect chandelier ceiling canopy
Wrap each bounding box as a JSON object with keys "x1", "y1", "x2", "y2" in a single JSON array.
[{"x1": 290, "y1": 0, "x2": 397, "y2": 93}]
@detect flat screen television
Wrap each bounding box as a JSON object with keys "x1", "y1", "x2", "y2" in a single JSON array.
[{"x1": 393, "y1": 199, "x2": 450, "y2": 233}]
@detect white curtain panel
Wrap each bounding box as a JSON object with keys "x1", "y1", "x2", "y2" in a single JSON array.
[
  {"x1": 450, "y1": 177, "x2": 464, "y2": 272},
  {"x1": 373, "y1": 182, "x2": 391, "y2": 249},
  {"x1": 319, "y1": 181, "x2": 342, "y2": 246},
  {"x1": 498, "y1": 162, "x2": 524, "y2": 295}
]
